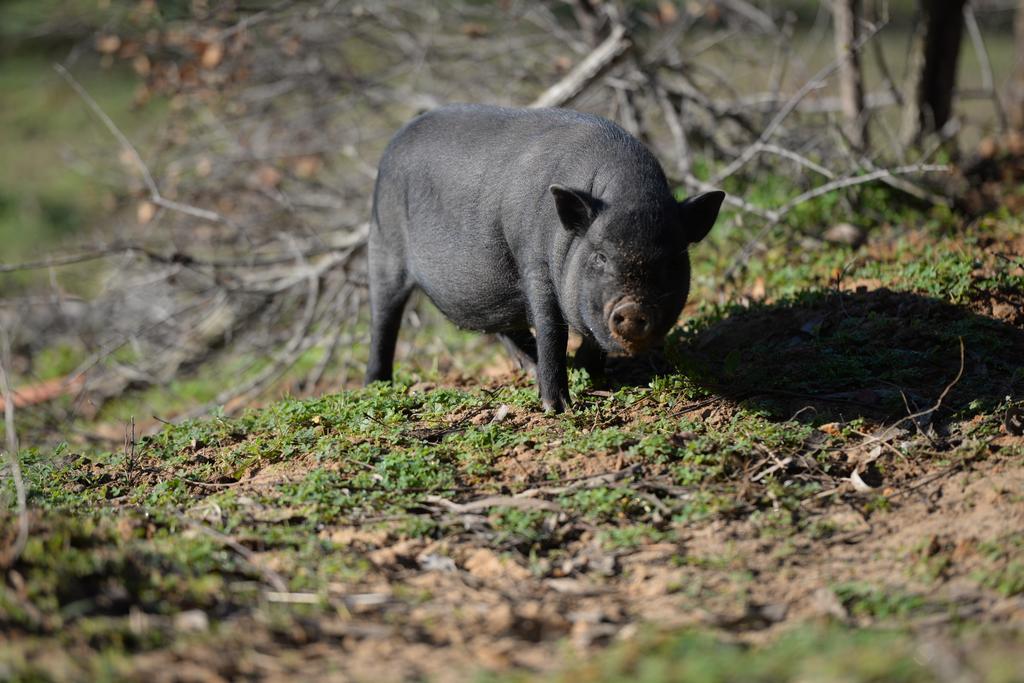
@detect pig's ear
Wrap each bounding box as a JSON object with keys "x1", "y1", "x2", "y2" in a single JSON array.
[
  {"x1": 550, "y1": 184, "x2": 597, "y2": 233},
  {"x1": 678, "y1": 190, "x2": 725, "y2": 244}
]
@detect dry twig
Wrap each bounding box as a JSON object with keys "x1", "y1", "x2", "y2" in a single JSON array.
[{"x1": 0, "y1": 327, "x2": 29, "y2": 568}]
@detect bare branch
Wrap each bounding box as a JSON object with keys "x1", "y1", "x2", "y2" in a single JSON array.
[
  {"x1": 711, "y1": 19, "x2": 884, "y2": 184},
  {"x1": 654, "y1": 83, "x2": 692, "y2": 177},
  {"x1": 717, "y1": 0, "x2": 780, "y2": 33},
  {"x1": 963, "y1": 1, "x2": 1008, "y2": 132},
  {"x1": 53, "y1": 64, "x2": 245, "y2": 237},
  {"x1": 531, "y1": 23, "x2": 630, "y2": 108},
  {"x1": 775, "y1": 163, "x2": 949, "y2": 216}
]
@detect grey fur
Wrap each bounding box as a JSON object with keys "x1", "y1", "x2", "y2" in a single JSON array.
[{"x1": 365, "y1": 104, "x2": 724, "y2": 412}]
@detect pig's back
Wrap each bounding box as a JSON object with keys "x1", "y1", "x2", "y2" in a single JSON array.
[{"x1": 375, "y1": 104, "x2": 668, "y2": 235}]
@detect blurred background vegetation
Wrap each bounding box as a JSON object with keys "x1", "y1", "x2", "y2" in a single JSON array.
[{"x1": 0, "y1": 0, "x2": 1017, "y2": 265}]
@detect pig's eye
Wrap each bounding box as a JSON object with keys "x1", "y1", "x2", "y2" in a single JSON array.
[{"x1": 590, "y1": 252, "x2": 608, "y2": 269}]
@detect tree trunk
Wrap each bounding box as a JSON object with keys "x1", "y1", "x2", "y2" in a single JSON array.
[
  {"x1": 833, "y1": 0, "x2": 868, "y2": 150},
  {"x1": 1013, "y1": 0, "x2": 1024, "y2": 130},
  {"x1": 902, "y1": 0, "x2": 967, "y2": 144}
]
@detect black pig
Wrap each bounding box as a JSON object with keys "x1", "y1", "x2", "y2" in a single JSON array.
[{"x1": 365, "y1": 104, "x2": 724, "y2": 412}]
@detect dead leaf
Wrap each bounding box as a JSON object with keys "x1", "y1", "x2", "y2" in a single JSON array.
[
  {"x1": 658, "y1": 1, "x2": 679, "y2": 24},
  {"x1": 418, "y1": 554, "x2": 457, "y2": 572},
  {"x1": 824, "y1": 222, "x2": 865, "y2": 246},
  {"x1": 254, "y1": 165, "x2": 282, "y2": 189},
  {"x1": 282, "y1": 36, "x2": 301, "y2": 57},
  {"x1": 368, "y1": 539, "x2": 424, "y2": 567},
  {"x1": 990, "y1": 435, "x2": 1024, "y2": 449},
  {"x1": 464, "y1": 548, "x2": 531, "y2": 582},
  {"x1": 811, "y1": 587, "x2": 849, "y2": 620},
  {"x1": 173, "y1": 610, "x2": 209, "y2": 633},
  {"x1": 201, "y1": 42, "x2": 224, "y2": 69},
  {"x1": 195, "y1": 156, "x2": 213, "y2": 177},
  {"x1": 96, "y1": 34, "x2": 121, "y2": 54},
  {"x1": 0, "y1": 374, "x2": 86, "y2": 411},
  {"x1": 1005, "y1": 130, "x2": 1024, "y2": 156},
  {"x1": 819, "y1": 422, "x2": 842, "y2": 436},
  {"x1": 749, "y1": 276, "x2": 766, "y2": 300},
  {"x1": 137, "y1": 201, "x2": 156, "y2": 224},
  {"x1": 978, "y1": 136, "x2": 998, "y2": 159},
  {"x1": 460, "y1": 22, "x2": 489, "y2": 38},
  {"x1": 132, "y1": 54, "x2": 151, "y2": 77},
  {"x1": 318, "y1": 526, "x2": 389, "y2": 547},
  {"x1": 291, "y1": 155, "x2": 322, "y2": 178},
  {"x1": 553, "y1": 55, "x2": 573, "y2": 72}
]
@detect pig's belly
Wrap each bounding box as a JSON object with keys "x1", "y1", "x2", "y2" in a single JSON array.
[{"x1": 408, "y1": 243, "x2": 529, "y2": 332}]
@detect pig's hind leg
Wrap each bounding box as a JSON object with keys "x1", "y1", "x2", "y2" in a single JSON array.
[
  {"x1": 497, "y1": 330, "x2": 538, "y2": 376},
  {"x1": 365, "y1": 232, "x2": 414, "y2": 384},
  {"x1": 573, "y1": 338, "x2": 607, "y2": 377}
]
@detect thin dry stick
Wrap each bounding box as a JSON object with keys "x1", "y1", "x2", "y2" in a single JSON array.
[
  {"x1": 895, "y1": 336, "x2": 966, "y2": 431},
  {"x1": 711, "y1": 19, "x2": 884, "y2": 184},
  {"x1": 856, "y1": 154, "x2": 951, "y2": 206},
  {"x1": 757, "y1": 143, "x2": 835, "y2": 178},
  {"x1": 860, "y1": 337, "x2": 967, "y2": 451},
  {"x1": 962, "y1": 1, "x2": 1008, "y2": 132},
  {"x1": 0, "y1": 245, "x2": 122, "y2": 273},
  {"x1": 123, "y1": 416, "x2": 138, "y2": 489},
  {"x1": 0, "y1": 327, "x2": 29, "y2": 567},
  {"x1": 53, "y1": 64, "x2": 248, "y2": 240},
  {"x1": 0, "y1": 239, "x2": 346, "y2": 274},
  {"x1": 774, "y1": 163, "x2": 949, "y2": 215},
  {"x1": 303, "y1": 284, "x2": 355, "y2": 391},
  {"x1": 654, "y1": 83, "x2": 692, "y2": 177},
  {"x1": 174, "y1": 513, "x2": 287, "y2": 592},
  {"x1": 718, "y1": 0, "x2": 780, "y2": 33},
  {"x1": 684, "y1": 174, "x2": 779, "y2": 220}
]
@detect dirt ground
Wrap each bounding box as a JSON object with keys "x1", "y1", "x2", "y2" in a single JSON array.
[{"x1": 3, "y1": 224, "x2": 1024, "y2": 682}]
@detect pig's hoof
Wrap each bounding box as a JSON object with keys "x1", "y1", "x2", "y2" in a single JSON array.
[{"x1": 541, "y1": 393, "x2": 572, "y2": 414}]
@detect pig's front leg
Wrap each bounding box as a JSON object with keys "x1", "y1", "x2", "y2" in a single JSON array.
[
  {"x1": 573, "y1": 337, "x2": 607, "y2": 377},
  {"x1": 525, "y1": 274, "x2": 571, "y2": 413}
]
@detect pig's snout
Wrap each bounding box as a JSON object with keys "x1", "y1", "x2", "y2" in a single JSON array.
[{"x1": 607, "y1": 297, "x2": 655, "y2": 349}]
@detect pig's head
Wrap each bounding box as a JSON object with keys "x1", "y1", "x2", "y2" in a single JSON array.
[{"x1": 550, "y1": 184, "x2": 725, "y2": 355}]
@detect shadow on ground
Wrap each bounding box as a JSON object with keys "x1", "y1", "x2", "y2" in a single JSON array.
[{"x1": 597, "y1": 288, "x2": 1024, "y2": 425}]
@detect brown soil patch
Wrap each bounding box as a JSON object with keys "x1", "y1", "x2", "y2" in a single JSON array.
[{"x1": 40, "y1": 446, "x2": 1018, "y2": 683}]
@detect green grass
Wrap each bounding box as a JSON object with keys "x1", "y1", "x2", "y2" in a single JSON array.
[
  {"x1": 490, "y1": 625, "x2": 1024, "y2": 683},
  {"x1": 974, "y1": 533, "x2": 1024, "y2": 598}
]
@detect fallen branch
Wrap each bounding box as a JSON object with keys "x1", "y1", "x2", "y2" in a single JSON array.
[
  {"x1": 423, "y1": 494, "x2": 562, "y2": 514},
  {"x1": 531, "y1": 22, "x2": 630, "y2": 108},
  {"x1": 0, "y1": 374, "x2": 86, "y2": 412}
]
